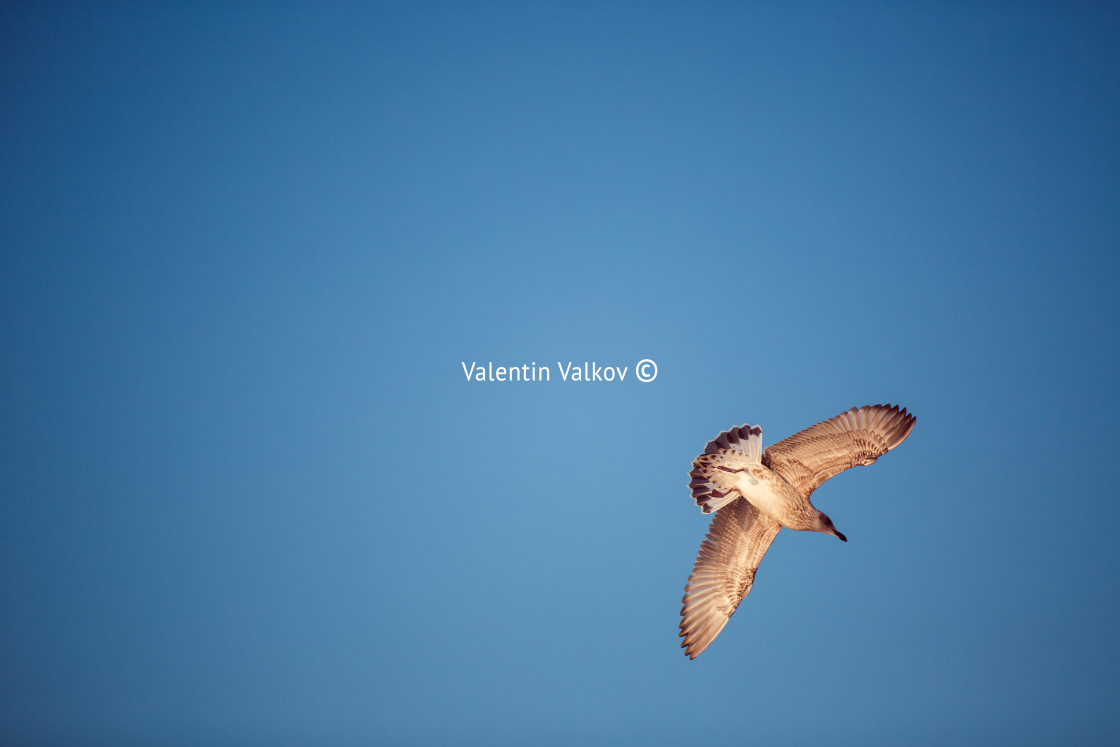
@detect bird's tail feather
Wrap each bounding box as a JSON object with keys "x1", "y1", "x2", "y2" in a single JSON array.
[{"x1": 688, "y1": 424, "x2": 763, "y2": 513}]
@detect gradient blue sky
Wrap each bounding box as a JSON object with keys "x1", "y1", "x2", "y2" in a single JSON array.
[{"x1": 2, "y1": 2, "x2": 1118, "y2": 745}]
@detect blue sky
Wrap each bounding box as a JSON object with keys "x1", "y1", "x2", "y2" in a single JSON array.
[{"x1": 2, "y1": 2, "x2": 1118, "y2": 744}]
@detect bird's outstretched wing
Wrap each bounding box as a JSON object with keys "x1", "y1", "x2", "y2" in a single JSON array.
[
  {"x1": 679, "y1": 498, "x2": 781, "y2": 659},
  {"x1": 763, "y1": 404, "x2": 916, "y2": 499}
]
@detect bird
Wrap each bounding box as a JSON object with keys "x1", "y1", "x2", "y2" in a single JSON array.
[{"x1": 679, "y1": 404, "x2": 916, "y2": 659}]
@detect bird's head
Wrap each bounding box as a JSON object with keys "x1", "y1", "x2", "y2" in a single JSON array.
[{"x1": 816, "y1": 511, "x2": 847, "y2": 542}]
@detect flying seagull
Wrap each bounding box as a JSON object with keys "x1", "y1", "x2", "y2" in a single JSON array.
[{"x1": 680, "y1": 404, "x2": 916, "y2": 659}]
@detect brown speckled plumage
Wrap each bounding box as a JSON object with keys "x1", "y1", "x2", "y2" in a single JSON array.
[{"x1": 680, "y1": 404, "x2": 916, "y2": 659}]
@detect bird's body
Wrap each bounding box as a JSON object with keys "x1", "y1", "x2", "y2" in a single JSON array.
[
  {"x1": 727, "y1": 463, "x2": 819, "y2": 532},
  {"x1": 680, "y1": 404, "x2": 915, "y2": 659}
]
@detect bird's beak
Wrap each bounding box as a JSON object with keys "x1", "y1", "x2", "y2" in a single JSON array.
[{"x1": 835, "y1": 530, "x2": 847, "y2": 542}]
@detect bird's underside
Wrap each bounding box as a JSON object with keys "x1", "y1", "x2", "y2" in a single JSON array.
[{"x1": 679, "y1": 404, "x2": 916, "y2": 659}]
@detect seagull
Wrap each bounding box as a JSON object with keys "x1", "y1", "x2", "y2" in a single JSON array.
[{"x1": 679, "y1": 404, "x2": 916, "y2": 659}]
